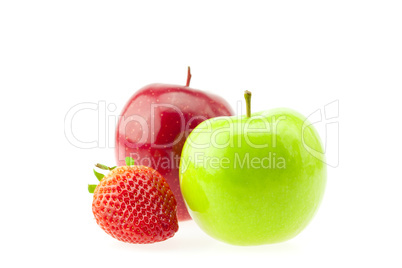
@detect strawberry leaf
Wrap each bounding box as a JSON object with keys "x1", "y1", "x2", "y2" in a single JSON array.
[
  {"x1": 88, "y1": 184, "x2": 97, "y2": 193},
  {"x1": 125, "y1": 156, "x2": 135, "y2": 166},
  {"x1": 93, "y1": 169, "x2": 104, "y2": 181}
]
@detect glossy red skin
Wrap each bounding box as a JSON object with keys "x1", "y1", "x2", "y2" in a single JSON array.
[{"x1": 116, "y1": 84, "x2": 234, "y2": 221}]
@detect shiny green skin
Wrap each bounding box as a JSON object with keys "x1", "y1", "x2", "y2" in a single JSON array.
[{"x1": 179, "y1": 108, "x2": 326, "y2": 245}]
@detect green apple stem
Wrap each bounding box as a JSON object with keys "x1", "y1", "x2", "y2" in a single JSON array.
[
  {"x1": 244, "y1": 90, "x2": 252, "y2": 117},
  {"x1": 186, "y1": 66, "x2": 192, "y2": 87}
]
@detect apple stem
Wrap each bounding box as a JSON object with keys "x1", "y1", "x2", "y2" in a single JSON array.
[
  {"x1": 244, "y1": 90, "x2": 252, "y2": 117},
  {"x1": 186, "y1": 66, "x2": 192, "y2": 87}
]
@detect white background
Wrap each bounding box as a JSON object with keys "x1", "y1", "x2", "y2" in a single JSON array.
[{"x1": 1, "y1": 0, "x2": 401, "y2": 267}]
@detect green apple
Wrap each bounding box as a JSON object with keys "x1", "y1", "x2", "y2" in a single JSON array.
[{"x1": 179, "y1": 91, "x2": 326, "y2": 245}]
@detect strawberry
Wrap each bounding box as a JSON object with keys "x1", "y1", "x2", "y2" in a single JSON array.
[{"x1": 88, "y1": 157, "x2": 178, "y2": 244}]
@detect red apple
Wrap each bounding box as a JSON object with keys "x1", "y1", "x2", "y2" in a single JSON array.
[{"x1": 115, "y1": 68, "x2": 234, "y2": 221}]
